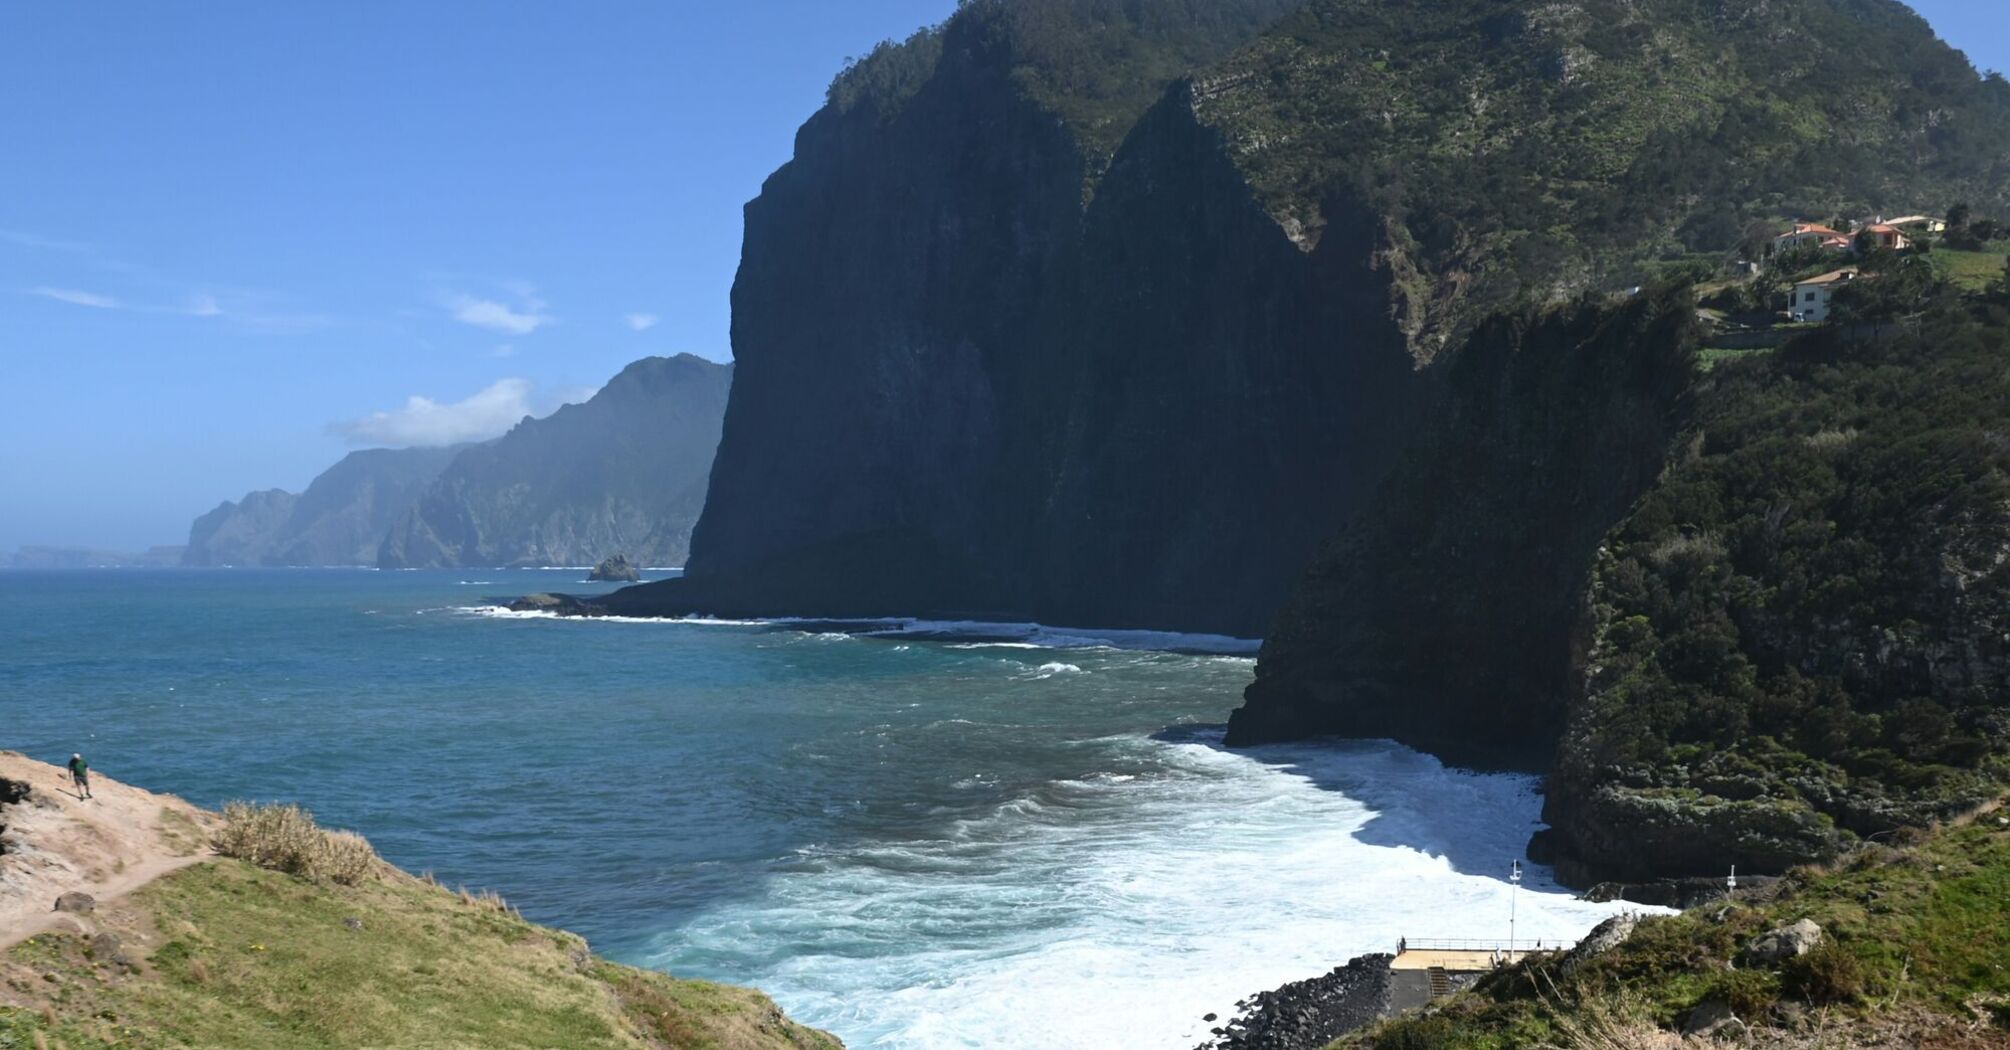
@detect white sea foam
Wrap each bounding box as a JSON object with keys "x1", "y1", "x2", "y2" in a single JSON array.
[
  {"x1": 454, "y1": 603, "x2": 1259, "y2": 656},
  {"x1": 646, "y1": 731, "x2": 1661, "y2": 1049},
  {"x1": 876, "y1": 619, "x2": 1261, "y2": 655},
  {"x1": 453, "y1": 606, "x2": 773, "y2": 627}
]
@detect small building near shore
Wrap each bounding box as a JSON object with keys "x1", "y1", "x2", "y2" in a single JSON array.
[{"x1": 1791, "y1": 267, "x2": 1863, "y2": 323}]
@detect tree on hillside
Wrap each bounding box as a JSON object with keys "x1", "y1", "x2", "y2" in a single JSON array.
[{"x1": 1831, "y1": 253, "x2": 1947, "y2": 324}]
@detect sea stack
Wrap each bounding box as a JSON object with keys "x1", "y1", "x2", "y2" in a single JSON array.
[{"x1": 588, "y1": 554, "x2": 641, "y2": 583}]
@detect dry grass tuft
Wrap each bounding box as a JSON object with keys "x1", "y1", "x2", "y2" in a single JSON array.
[
  {"x1": 212, "y1": 802, "x2": 380, "y2": 885},
  {"x1": 455, "y1": 885, "x2": 523, "y2": 919}
]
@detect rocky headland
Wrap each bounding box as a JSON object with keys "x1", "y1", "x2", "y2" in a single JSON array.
[{"x1": 544, "y1": 0, "x2": 2010, "y2": 899}]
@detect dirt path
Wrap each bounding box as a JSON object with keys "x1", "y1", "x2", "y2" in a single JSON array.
[{"x1": 0, "y1": 751, "x2": 220, "y2": 951}]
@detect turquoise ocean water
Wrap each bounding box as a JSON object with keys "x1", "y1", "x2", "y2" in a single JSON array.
[{"x1": 0, "y1": 569, "x2": 1640, "y2": 1048}]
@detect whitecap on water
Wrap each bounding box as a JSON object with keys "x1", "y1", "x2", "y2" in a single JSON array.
[{"x1": 645, "y1": 730, "x2": 1661, "y2": 1050}]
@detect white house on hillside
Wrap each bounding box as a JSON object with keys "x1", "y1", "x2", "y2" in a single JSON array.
[
  {"x1": 1792, "y1": 268, "x2": 1862, "y2": 323},
  {"x1": 1882, "y1": 215, "x2": 1947, "y2": 233},
  {"x1": 1773, "y1": 223, "x2": 1851, "y2": 256},
  {"x1": 1859, "y1": 223, "x2": 1912, "y2": 251}
]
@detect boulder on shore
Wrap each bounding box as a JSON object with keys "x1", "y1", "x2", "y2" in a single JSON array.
[
  {"x1": 1742, "y1": 918, "x2": 1824, "y2": 965},
  {"x1": 588, "y1": 555, "x2": 641, "y2": 583}
]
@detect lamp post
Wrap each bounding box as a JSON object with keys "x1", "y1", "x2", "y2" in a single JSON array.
[
  {"x1": 1727, "y1": 864, "x2": 1737, "y2": 901},
  {"x1": 1509, "y1": 859, "x2": 1522, "y2": 959}
]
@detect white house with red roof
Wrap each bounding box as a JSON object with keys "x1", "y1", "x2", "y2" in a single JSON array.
[
  {"x1": 1773, "y1": 223, "x2": 1851, "y2": 256},
  {"x1": 1859, "y1": 223, "x2": 1912, "y2": 251}
]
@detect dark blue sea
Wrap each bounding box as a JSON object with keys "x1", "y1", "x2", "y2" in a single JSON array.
[{"x1": 0, "y1": 569, "x2": 1638, "y2": 1048}]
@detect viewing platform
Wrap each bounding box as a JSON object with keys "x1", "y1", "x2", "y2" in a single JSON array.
[
  {"x1": 1389, "y1": 937, "x2": 1573, "y2": 1010},
  {"x1": 1392, "y1": 937, "x2": 1560, "y2": 970}
]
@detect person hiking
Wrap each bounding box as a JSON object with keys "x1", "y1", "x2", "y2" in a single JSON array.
[{"x1": 67, "y1": 753, "x2": 92, "y2": 799}]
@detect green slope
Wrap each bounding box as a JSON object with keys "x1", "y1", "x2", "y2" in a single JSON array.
[{"x1": 0, "y1": 859, "x2": 838, "y2": 1050}]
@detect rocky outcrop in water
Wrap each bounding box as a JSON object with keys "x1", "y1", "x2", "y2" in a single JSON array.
[
  {"x1": 588, "y1": 555, "x2": 641, "y2": 582},
  {"x1": 182, "y1": 446, "x2": 463, "y2": 567},
  {"x1": 379, "y1": 355, "x2": 731, "y2": 570}
]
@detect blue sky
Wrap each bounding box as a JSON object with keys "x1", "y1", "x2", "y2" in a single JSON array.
[{"x1": 0, "y1": 2, "x2": 2003, "y2": 552}]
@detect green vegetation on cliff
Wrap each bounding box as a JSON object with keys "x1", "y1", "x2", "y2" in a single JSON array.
[
  {"x1": 827, "y1": 0, "x2": 1300, "y2": 165},
  {"x1": 1544, "y1": 286, "x2": 2010, "y2": 882},
  {"x1": 1195, "y1": 0, "x2": 2010, "y2": 352},
  {"x1": 1342, "y1": 807, "x2": 2010, "y2": 1049}
]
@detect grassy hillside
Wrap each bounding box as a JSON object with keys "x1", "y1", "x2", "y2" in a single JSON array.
[
  {"x1": 0, "y1": 828, "x2": 837, "y2": 1050},
  {"x1": 1340, "y1": 802, "x2": 2010, "y2": 1048},
  {"x1": 1194, "y1": 0, "x2": 2010, "y2": 353}
]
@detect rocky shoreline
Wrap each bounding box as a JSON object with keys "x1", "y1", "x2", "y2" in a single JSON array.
[{"x1": 1194, "y1": 954, "x2": 1395, "y2": 1050}]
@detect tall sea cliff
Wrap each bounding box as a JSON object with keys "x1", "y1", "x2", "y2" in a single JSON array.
[{"x1": 599, "y1": 0, "x2": 2010, "y2": 884}]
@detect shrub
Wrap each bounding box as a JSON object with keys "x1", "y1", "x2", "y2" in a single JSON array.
[
  {"x1": 213, "y1": 802, "x2": 379, "y2": 886},
  {"x1": 1705, "y1": 968, "x2": 1780, "y2": 1018},
  {"x1": 317, "y1": 830, "x2": 380, "y2": 886},
  {"x1": 1780, "y1": 938, "x2": 1867, "y2": 1006},
  {"x1": 1374, "y1": 1016, "x2": 1462, "y2": 1050}
]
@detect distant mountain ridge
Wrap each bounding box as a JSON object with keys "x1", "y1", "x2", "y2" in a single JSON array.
[
  {"x1": 379, "y1": 355, "x2": 732, "y2": 569},
  {"x1": 181, "y1": 354, "x2": 732, "y2": 570},
  {"x1": 182, "y1": 446, "x2": 466, "y2": 567},
  {"x1": 6, "y1": 545, "x2": 186, "y2": 569}
]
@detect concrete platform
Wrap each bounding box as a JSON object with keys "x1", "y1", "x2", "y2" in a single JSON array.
[{"x1": 1390, "y1": 947, "x2": 1542, "y2": 971}]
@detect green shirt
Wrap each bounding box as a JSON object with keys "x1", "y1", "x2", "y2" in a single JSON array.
[{"x1": 68, "y1": 757, "x2": 87, "y2": 777}]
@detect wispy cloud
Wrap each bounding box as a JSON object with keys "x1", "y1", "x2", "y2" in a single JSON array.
[
  {"x1": 1, "y1": 229, "x2": 93, "y2": 253},
  {"x1": 11, "y1": 228, "x2": 334, "y2": 333},
  {"x1": 551, "y1": 384, "x2": 601, "y2": 407},
  {"x1": 30, "y1": 286, "x2": 123, "y2": 309},
  {"x1": 625, "y1": 312, "x2": 660, "y2": 332},
  {"x1": 444, "y1": 287, "x2": 551, "y2": 335},
  {"x1": 332, "y1": 378, "x2": 536, "y2": 448}
]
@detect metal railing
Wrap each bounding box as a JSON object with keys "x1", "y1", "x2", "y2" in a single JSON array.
[{"x1": 1397, "y1": 937, "x2": 1569, "y2": 953}]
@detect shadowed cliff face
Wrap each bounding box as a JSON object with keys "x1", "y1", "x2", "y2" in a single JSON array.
[
  {"x1": 1028, "y1": 87, "x2": 1415, "y2": 633},
  {"x1": 655, "y1": 0, "x2": 2010, "y2": 638},
  {"x1": 1228, "y1": 290, "x2": 1700, "y2": 765},
  {"x1": 660, "y1": 4, "x2": 1417, "y2": 636},
  {"x1": 688, "y1": 15, "x2": 1083, "y2": 603},
  {"x1": 379, "y1": 355, "x2": 731, "y2": 570}
]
